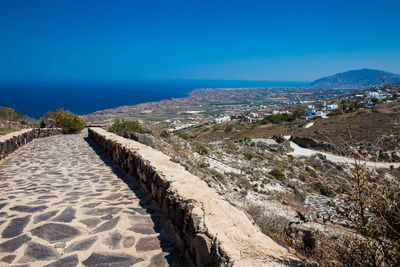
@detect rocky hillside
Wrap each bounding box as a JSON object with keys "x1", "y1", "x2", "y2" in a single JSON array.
[
  {"x1": 309, "y1": 68, "x2": 400, "y2": 89},
  {"x1": 99, "y1": 103, "x2": 400, "y2": 265},
  {"x1": 148, "y1": 121, "x2": 399, "y2": 266},
  {"x1": 292, "y1": 101, "x2": 400, "y2": 162}
]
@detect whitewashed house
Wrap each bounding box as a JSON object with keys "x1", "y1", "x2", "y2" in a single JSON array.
[
  {"x1": 315, "y1": 111, "x2": 327, "y2": 118},
  {"x1": 367, "y1": 92, "x2": 385, "y2": 99},
  {"x1": 249, "y1": 113, "x2": 259, "y2": 118},
  {"x1": 327, "y1": 104, "x2": 338, "y2": 110},
  {"x1": 214, "y1": 116, "x2": 231, "y2": 124}
]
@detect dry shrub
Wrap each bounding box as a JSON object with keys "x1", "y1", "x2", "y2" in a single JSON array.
[
  {"x1": 236, "y1": 176, "x2": 251, "y2": 190},
  {"x1": 194, "y1": 143, "x2": 209, "y2": 155},
  {"x1": 246, "y1": 203, "x2": 290, "y2": 235},
  {"x1": 269, "y1": 168, "x2": 286, "y2": 181},
  {"x1": 243, "y1": 150, "x2": 256, "y2": 160},
  {"x1": 334, "y1": 162, "x2": 400, "y2": 266}
]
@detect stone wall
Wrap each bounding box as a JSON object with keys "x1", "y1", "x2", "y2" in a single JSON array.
[
  {"x1": 0, "y1": 128, "x2": 63, "y2": 161},
  {"x1": 290, "y1": 135, "x2": 350, "y2": 155},
  {"x1": 88, "y1": 127, "x2": 300, "y2": 266}
]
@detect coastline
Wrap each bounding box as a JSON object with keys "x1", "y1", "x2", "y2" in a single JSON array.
[{"x1": 0, "y1": 80, "x2": 309, "y2": 119}]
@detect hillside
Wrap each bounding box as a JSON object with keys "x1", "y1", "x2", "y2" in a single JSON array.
[
  {"x1": 309, "y1": 68, "x2": 400, "y2": 89},
  {"x1": 0, "y1": 106, "x2": 34, "y2": 135},
  {"x1": 146, "y1": 103, "x2": 400, "y2": 265},
  {"x1": 291, "y1": 101, "x2": 400, "y2": 162}
]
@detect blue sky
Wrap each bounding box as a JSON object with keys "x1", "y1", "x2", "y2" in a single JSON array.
[{"x1": 1, "y1": 0, "x2": 399, "y2": 82}]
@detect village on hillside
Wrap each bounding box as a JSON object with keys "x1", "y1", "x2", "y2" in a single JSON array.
[{"x1": 165, "y1": 83, "x2": 399, "y2": 133}]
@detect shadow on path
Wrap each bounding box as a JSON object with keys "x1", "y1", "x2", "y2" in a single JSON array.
[{"x1": 84, "y1": 136, "x2": 186, "y2": 266}]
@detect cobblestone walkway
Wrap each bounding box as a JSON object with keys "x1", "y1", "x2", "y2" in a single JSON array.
[{"x1": 0, "y1": 131, "x2": 182, "y2": 266}]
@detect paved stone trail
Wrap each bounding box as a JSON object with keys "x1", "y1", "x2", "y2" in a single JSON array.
[{"x1": 0, "y1": 131, "x2": 183, "y2": 266}]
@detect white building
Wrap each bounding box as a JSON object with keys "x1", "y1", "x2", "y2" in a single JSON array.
[
  {"x1": 327, "y1": 104, "x2": 338, "y2": 110},
  {"x1": 315, "y1": 111, "x2": 327, "y2": 118},
  {"x1": 305, "y1": 105, "x2": 327, "y2": 119},
  {"x1": 214, "y1": 116, "x2": 231, "y2": 124},
  {"x1": 249, "y1": 113, "x2": 259, "y2": 118},
  {"x1": 367, "y1": 92, "x2": 385, "y2": 99},
  {"x1": 168, "y1": 123, "x2": 196, "y2": 133},
  {"x1": 272, "y1": 110, "x2": 291, "y2": 115}
]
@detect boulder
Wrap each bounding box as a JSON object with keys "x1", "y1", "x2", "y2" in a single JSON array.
[
  {"x1": 123, "y1": 132, "x2": 156, "y2": 148},
  {"x1": 391, "y1": 151, "x2": 400, "y2": 161},
  {"x1": 250, "y1": 138, "x2": 290, "y2": 152},
  {"x1": 273, "y1": 134, "x2": 286, "y2": 144},
  {"x1": 40, "y1": 118, "x2": 57, "y2": 128}
]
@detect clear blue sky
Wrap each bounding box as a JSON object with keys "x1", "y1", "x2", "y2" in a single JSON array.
[{"x1": 1, "y1": 0, "x2": 399, "y2": 82}]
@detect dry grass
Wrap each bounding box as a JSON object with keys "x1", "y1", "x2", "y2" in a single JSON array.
[
  {"x1": 178, "y1": 119, "x2": 306, "y2": 143},
  {"x1": 294, "y1": 102, "x2": 400, "y2": 145},
  {"x1": 0, "y1": 124, "x2": 25, "y2": 136}
]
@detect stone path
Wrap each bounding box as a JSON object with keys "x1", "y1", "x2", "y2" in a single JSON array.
[{"x1": 0, "y1": 131, "x2": 184, "y2": 266}]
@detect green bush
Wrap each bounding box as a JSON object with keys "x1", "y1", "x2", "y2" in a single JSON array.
[
  {"x1": 160, "y1": 129, "x2": 171, "y2": 138},
  {"x1": 243, "y1": 151, "x2": 255, "y2": 160},
  {"x1": 47, "y1": 109, "x2": 86, "y2": 134},
  {"x1": 261, "y1": 113, "x2": 293, "y2": 124},
  {"x1": 0, "y1": 106, "x2": 21, "y2": 122},
  {"x1": 108, "y1": 119, "x2": 147, "y2": 136},
  {"x1": 176, "y1": 132, "x2": 189, "y2": 139},
  {"x1": 312, "y1": 181, "x2": 335, "y2": 197},
  {"x1": 269, "y1": 168, "x2": 286, "y2": 181},
  {"x1": 195, "y1": 143, "x2": 209, "y2": 155},
  {"x1": 211, "y1": 126, "x2": 219, "y2": 132},
  {"x1": 198, "y1": 161, "x2": 210, "y2": 168},
  {"x1": 224, "y1": 124, "x2": 233, "y2": 133},
  {"x1": 299, "y1": 171, "x2": 310, "y2": 181}
]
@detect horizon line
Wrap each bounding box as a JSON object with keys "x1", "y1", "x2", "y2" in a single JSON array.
[{"x1": 0, "y1": 79, "x2": 311, "y2": 85}]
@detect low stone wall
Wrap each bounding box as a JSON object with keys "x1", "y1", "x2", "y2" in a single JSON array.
[
  {"x1": 88, "y1": 127, "x2": 300, "y2": 266},
  {"x1": 290, "y1": 135, "x2": 350, "y2": 154},
  {"x1": 0, "y1": 128, "x2": 63, "y2": 160},
  {"x1": 290, "y1": 136, "x2": 335, "y2": 150}
]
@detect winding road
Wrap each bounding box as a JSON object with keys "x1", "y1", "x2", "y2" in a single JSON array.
[
  {"x1": 0, "y1": 131, "x2": 183, "y2": 266},
  {"x1": 286, "y1": 136, "x2": 399, "y2": 169}
]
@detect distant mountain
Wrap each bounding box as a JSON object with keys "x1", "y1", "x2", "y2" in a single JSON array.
[{"x1": 309, "y1": 69, "x2": 400, "y2": 89}]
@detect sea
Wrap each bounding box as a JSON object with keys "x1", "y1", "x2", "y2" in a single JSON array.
[{"x1": 0, "y1": 80, "x2": 308, "y2": 119}]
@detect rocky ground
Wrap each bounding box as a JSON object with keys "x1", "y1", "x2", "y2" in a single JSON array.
[
  {"x1": 0, "y1": 130, "x2": 185, "y2": 266},
  {"x1": 155, "y1": 132, "x2": 347, "y2": 222},
  {"x1": 150, "y1": 126, "x2": 399, "y2": 264}
]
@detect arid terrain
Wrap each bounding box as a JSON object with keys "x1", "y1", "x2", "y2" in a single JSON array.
[
  {"x1": 2, "y1": 80, "x2": 399, "y2": 265},
  {"x1": 84, "y1": 82, "x2": 400, "y2": 265},
  {"x1": 82, "y1": 86, "x2": 352, "y2": 125}
]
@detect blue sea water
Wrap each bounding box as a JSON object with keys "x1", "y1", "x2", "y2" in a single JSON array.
[{"x1": 0, "y1": 80, "x2": 308, "y2": 119}]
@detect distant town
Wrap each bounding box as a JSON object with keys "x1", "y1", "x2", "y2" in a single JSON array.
[
  {"x1": 170, "y1": 82, "x2": 399, "y2": 132},
  {"x1": 82, "y1": 80, "x2": 398, "y2": 137}
]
